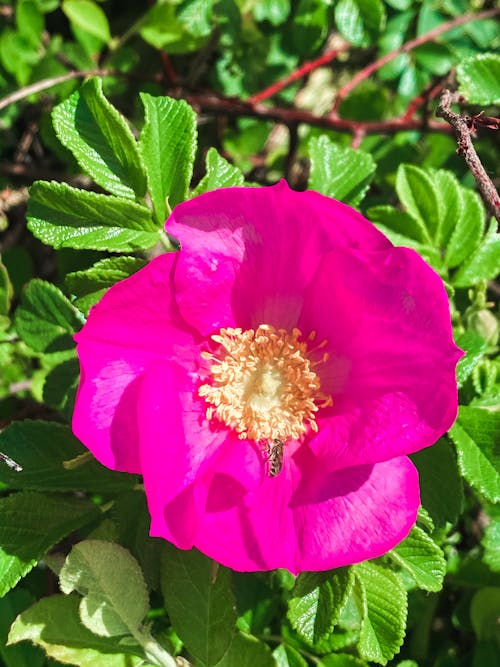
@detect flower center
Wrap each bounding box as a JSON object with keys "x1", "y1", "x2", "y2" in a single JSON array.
[{"x1": 199, "y1": 325, "x2": 332, "y2": 443}]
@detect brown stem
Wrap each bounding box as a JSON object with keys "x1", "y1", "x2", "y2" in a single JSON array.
[
  {"x1": 330, "y1": 8, "x2": 500, "y2": 114},
  {"x1": 436, "y1": 89, "x2": 500, "y2": 223}
]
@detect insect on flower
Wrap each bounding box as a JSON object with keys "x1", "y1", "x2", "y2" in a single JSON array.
[{"x1": 266, "y1": 439, "x2": 284, "y2": 477}]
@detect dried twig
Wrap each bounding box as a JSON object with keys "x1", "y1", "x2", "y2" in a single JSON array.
[
  {"x1": 330, "y1": 8, "x2": 500, "y2": 115},
  {"x1": 0, "y1": 69, "x2": 111, "y2": 112},
  {"x1": 436, "y1": 89, "x2": 500, "y2": 223}
]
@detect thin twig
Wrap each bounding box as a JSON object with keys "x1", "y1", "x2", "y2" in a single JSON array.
[
  {"x1": 436, "y1": 89, "x2": 500, "y2": 223},
  {"x1": 330, "y1": 7, "x2": 500, "y2": 115},
  {"x1": 0, "y1": 69, "x2": 112, "y2": 111},
  {"x1": 160, "y1": 52, "x2": 178, "y2": 87},
  {"x1": 248, "y1": 42, "x2": 349, "y2": 104}
]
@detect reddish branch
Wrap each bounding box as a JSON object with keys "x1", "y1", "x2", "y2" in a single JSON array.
[
  {"x1": 0, "y1": 71, "x2": 452, "y2": 136},
  {"x1": 330, "y1": 7, "x2": 500, "y2": 115},
  {"x1": 159, "y1": 52, "x2": 178, "y2": 87},
  {"x1": 401, "y1": 80, "x2": 445, "y2": 122},
  {"x1": 248, "y1": 42, "x2": 349, "y2": 104},
  {"x1": 185, "y1": 92, "x2": 451, "y2": 135},
  {"x1": 436, "y1": 90, "x2": 500, "y2": 224}
]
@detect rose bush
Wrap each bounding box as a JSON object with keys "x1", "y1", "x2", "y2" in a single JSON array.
[{"x1": 73, "y1": 182, "x2": 462, "y2": 573}]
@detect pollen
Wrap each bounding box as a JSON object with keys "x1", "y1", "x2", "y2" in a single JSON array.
[{"x1": 198, "y1": 324, "x2": 332, "y2": 442}]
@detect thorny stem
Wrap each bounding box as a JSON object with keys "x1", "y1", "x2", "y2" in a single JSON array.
[
  {"x1": 330, "y1": 7, "x2": 500, "y2": 115},
  {"x1": 436, "y1": 89, "x2": 500, "y2": 224},
  {"x1": 247, "y1": 41, "x2": 349, "y2": 104}
]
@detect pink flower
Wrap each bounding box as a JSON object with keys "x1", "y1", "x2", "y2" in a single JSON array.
[{"x1": 73, "y1": 181, "x2": 461, "y2": 573}]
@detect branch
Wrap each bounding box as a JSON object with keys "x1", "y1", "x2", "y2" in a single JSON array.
[
  {"x1": 330, "y1": 7, "x2": 500, "y2": 115},
  {"x1": 185, "y1": 92, "x2": 451, "y2": 135},
  {"x1": 401, "y1": 79, "x2": 445, "y2": 122},
  {"x1": 436, "y1": 89, "x2": 500, "y2": 223},
  {"x1": 0, "y1": 69, "x2": 112, "y2": 112},
  {"x1": 247, "y1": 41, "x2": 349, "y2": 104}
]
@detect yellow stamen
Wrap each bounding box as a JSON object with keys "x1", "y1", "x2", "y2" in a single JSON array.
[{"x1": 198, "y1": 324, "x2": 331, "y2": 442}]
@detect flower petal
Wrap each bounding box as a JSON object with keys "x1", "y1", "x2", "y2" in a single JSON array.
[
  {"x1": 168, "y1": 181, "x2": 390, "y2": 335},
  {"x1": 299, "y1": 245, "x2": 462, "y2": 467},
  {"x1": 188, "y1": 451, "x2": 419, "y2": 573},
  {"x1": 73, "y1": 254, "x2": 196, "y2": 472},
  {"x1": 138, "y1": 359, "x2": 264, "y2": 544}
]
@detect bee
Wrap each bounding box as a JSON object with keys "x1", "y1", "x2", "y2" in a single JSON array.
[{"x1": 266, "y1": 439, "x2": 284, "y2": 478}]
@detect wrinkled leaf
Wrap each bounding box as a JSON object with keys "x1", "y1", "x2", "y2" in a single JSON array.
[{"x1": 27, "y1": 181, "x2": 160, "y2": 252}]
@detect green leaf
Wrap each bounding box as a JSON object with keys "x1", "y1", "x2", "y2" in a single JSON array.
[
  {"x1": 193, "y1": 148, "x2": 245, "y2": 196},
  {"x1": 112, "y1": 492, "x2": 162, "y2": 592},
  {"x1": 431, "y1": 169, "x2": 462, "y2": 247},
  {"x1": 389, "y1": 525, "x2": 446, "y2": 592},
  {"x1": 139, "y1": 2, "x2": 207, "y2": 53},
  {"x1": 160, "y1": 545, "x2": 236, "y2": 666},
  {"x1": 308, "y1": 136, "x2": 376, "y2": 207},
  {"x1": 411, "y1": 439, "x2": 463, "y2": 529},
  {"x1": 15, "y1": 279, "x2": 84, "y2": 353},
  {"x1": 0, "y1": 256, "x2": 13, "y2": 326},
  {"x1": 395, "y1": 164, "x2": 438, "y2": 242},
  {"x1": 367, "y1": 205, "x2": 428, "y2": 244},
  {"x1": 289, "y1": 0, "x2": 328, "y2": 55},
  {"x1": 139, "y1": 93, "x2": 197, "y2": 222},
  {"x1": 254, "y1": 0, "x2": 291, "y2": 25},
  {"x1": 448, "y1": 406, "x2": 500, "y2": 503},
  {"x1": 482, "y1": 517, "x2": 500, "y2": 573},
  {"x1": 273, "y1": 643, "x2": 308, "y2": 667},
  {"x1": 318, "y1": 655, "x2": 369, "y2": 667},
  {"x1": 8, "y1": 594, "x2": 145, "y2": 666},
  {"x1": 60, "y1": 540, "x2": 149, "y2": 637},
  {"x1": 16, "y1": 1, "x2": 43, "y2": 48},
  {"x1": 414, "y1": 43, "x2": 452, "y2": 76},
  {"x1": 457, "y1": 53, "x2": 500, "y2": 105},
  {"x1": 287, "y1": 568, "x2": 353, "y2": 644},
  {"x1": 216, "y1": 633, "x2": 274, "y2": 667},
  {"x1": 444, "y1": 189, "x2": 484, "y2": 269},
  {"x1": 470, "y1": 588, "x2": 500, "y2": 641},
  {"x1": 354, "y1": 562, "x2": 407, "y2": 665},
  {"x1": 0, "y1": 420, "x2": 136, "y2": 493},
  {"x1": 27, "y1": 181, "x2": 160, "y2": 252},
  {"x1": 52, "y1": 78, "x2": 147, "y2": 199},
  {"x1": 453, "y1": 220, "x2": 500, "y2": 287},
  {"x1": 62, "y1": 0, "x2": 111, "y2": 45},
  {"x1": 334, "y1": 0, "x2": 386, "y2": 47},
  {"x1": 42, "y1": 357, "x2": 79, "y2": 411},
  {"x1": 0, "y1": 589, "x2": 44, "y2": 667},
  {"x1": 65, "y1": 256, "x2": 147, "y2": 314},
  {"x1": 0, "y1": 492, "x2": 101, "y2": 598},
  {"x1": 455, "y1": 331, "x2": 488, "y2": 388}
]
